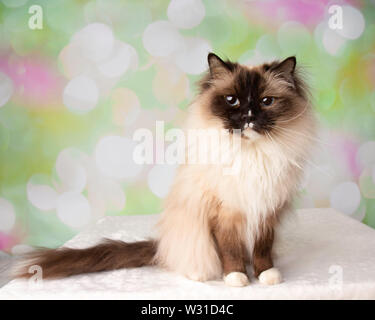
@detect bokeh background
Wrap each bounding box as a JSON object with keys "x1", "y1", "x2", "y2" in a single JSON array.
[{"x1": 0, "y1": 0, "x2": 374, "y2": 255}]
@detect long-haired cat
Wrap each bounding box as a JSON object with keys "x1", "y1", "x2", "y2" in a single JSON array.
[{"x1": 13, "y1": 53, "x2": 316, "y2": 287}]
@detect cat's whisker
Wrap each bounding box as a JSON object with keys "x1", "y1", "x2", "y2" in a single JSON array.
[
  {"x1": 271, "y1": 129, "x2": 326, "y2": 152},
  {"x1": 270, "y1": 124, "x2": 331, "y2": 147},
  {"x1": 269, "y1": 131, "x2": 332, "y2": 178},
  {"x1": 270, "y1": 124, "x2": 315, "y2": 140},
  {"x1": 266, "y1": 131, "x2": 304, "y2": 171},
  {"x1": 268, "y1": 130, "x2": 307, "y2": 156},
  {"x1": 274, "y1": 104, "x2": 308, "y2": 124},
  {"x1": 268, "y1": 135, "x2": 303, "y2": 171}
]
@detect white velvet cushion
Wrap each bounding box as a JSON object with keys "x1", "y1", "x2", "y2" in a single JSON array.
[{"x1": 1, "y1": 208, "x2": 375, "y2": 299}]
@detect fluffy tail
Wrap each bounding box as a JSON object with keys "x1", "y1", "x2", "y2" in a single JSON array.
[{"x1": 12, "y1": 239, "x2": 157, "y2": 279}]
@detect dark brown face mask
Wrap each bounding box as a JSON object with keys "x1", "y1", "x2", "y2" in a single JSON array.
[{"x1": 200, "y1": 53, "x2": 308, "y2": 136}]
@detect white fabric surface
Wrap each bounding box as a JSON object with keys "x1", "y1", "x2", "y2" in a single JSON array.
[{"x1": 1, "y1": 208, "x2": 375, "y2": 299}]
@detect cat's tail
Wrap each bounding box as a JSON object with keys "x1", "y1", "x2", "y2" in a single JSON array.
[{"x1": 12, "y1": 239, "x2": 157, "y2": 279}]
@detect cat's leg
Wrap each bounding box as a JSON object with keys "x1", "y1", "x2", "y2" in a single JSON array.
[
  {"x1": 156, "y1": 213, "x2": 222, "y2": 282},
  {"x1": 155, "y1": 194, "x2": 223, "y2": 282},
  {"x1": 211, "y1": 213, "x2": 249, "y2": 287},
  {"x1": 253, "y1": 225, "x2": 282, "y2": 285}
]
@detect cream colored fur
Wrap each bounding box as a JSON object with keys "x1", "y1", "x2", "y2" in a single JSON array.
[{"x1": 154, "y1": 94, "x2": 316, "y2": 281}]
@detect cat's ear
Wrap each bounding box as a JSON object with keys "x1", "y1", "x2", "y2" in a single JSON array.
[
  {"x1": 276, "y1": 56, "x2": 296, "y2": 74},
  {"x1": 271, "y1": 56, "x2": 296, "y2": 83},
  {"x1": 207, "y1": 53, "x2": 232, "y2": 77}
]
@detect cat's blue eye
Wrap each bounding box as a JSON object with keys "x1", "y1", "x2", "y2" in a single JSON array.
[
  {"x1": 261, "y1": 97, "x2": 274, "y2": 106},
  {"x1": 225, "y1": 95, "x2": 240, "y2": 107}
]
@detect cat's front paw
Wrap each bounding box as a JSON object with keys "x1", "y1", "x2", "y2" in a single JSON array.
[
  {"x1": 258, "y1": 267, "x2": 282, "y2": 285},
  {"x1": 224, "y1": 272, "x2": 250, "y2": 287}
]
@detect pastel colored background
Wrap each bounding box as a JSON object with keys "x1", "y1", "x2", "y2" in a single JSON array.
[{"x1": 0, "y1": 0, "x2": 374, "y2": 254}]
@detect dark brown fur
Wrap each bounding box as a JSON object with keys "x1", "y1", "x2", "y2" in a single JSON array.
[
  {"x1": 209, "y1": 200, "x2": 290, "y2": 279},
  {"x1": 252, "y1": 224, "x2": 275, "y2": 277},
  {"x1": 200, "y1": 54, "x2": 309, "y2": 136},
  {"x1": 252, "y1": 203, "x2": 290, "y2": 277},
  {"x1": 14, "y1": 239, "x2": 156, "y2": 279},
  {"x1": 210, "y1": 210, "x2": 249, "y2": 276}
]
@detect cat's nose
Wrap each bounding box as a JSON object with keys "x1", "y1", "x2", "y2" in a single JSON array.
[{"x1": 241, "y1": 110, "x2": 253, "y2": 120}]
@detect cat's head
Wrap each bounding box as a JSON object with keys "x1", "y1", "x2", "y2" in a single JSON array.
[{"x1": 198, "y1": 53, "x2": 312, "y2": 141}]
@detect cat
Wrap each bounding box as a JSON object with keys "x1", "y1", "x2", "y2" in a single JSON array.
[{"x1": 13, "y1": 53, "x2": 316, "y2": 287}]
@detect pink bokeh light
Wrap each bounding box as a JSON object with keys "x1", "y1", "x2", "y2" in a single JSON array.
[
  {"x1": 0, "y1": 55, "x2": 64, "y2": 108},
  {"x1": 333, "y1": 134, "x2": 362, "y2": 179},
  {"x1": 0, "y1": 232, "x2": 16, "y2": 251}
]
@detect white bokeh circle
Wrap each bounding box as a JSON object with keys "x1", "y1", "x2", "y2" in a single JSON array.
[
  {"x1": 72, "y1": 23, "x2": 114, "y2": 63},
  {"x1": 174, "y1": 37, "x2": 211, "y2": 74},
  {"x1": 148, "y1": 164, "x2": 177, "y2": 198},
  {"x1": 97, "y1": 41, "x2": 138, "y2": 78},
  {"x1": 0, "y1": 197, "x2": 16, "y2": 232},
  {"x1": 57, "y1": 192, "x2": 91, "y2": 229},
  {"x1": 27, "y1": 181, "x2": 58, "y2": 211},
  {"x1": 336, "y1": 6, "x2": 365, "y2": 40},
  {"x1": 63, "y1": 75, "x2": 99, "y2": 113},
  {"x1": 95, "y1": 135, "x2": 143, "y2": 180},
  {"x1": 167, "y1": 0, "x2": 205, "y2": 29},
  {"x1": 330, "y1": 181, "x2": 361, "y2": 215},
  {"x1": 142, "y1": 20, "x2": 184, "y2": 57}
]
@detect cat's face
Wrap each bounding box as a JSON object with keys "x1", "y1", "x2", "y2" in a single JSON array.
[{"x1": 200, "y1": 53, "x2": 309, "y2": 140}]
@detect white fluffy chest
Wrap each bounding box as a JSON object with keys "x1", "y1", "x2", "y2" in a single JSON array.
[
  {"x1": 215, "y1": 143, "x2": 298, "y2": 217},
  {"x1": 212, "y1": 144, "x2": 301, "y2": 252}
]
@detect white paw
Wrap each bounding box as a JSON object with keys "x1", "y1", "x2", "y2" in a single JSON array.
[
  {"x1": 224, "y1": 272, "x2": 250, "y2": 287},
  {"x1": 258, "y1": 267, "x2": 282, "y2": 285}
]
